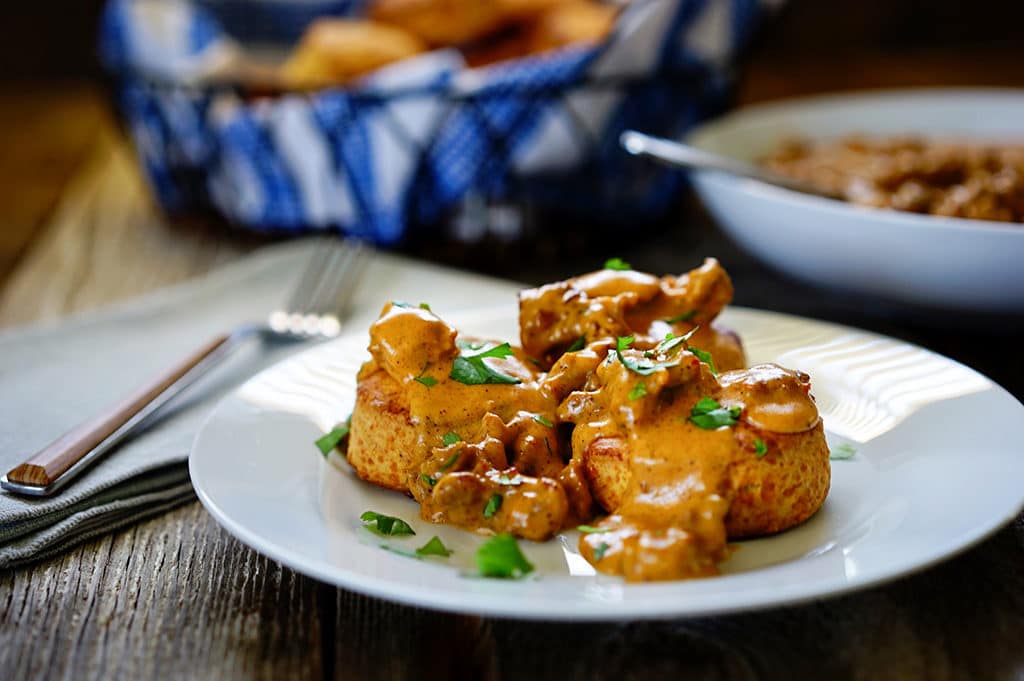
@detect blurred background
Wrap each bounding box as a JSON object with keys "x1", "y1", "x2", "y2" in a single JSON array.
[{"x1": 2, "y1": 0, "x2": 1024, "y2": 288}]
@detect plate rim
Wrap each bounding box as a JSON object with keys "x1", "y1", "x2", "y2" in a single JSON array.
[{"x1": 190, "y1": 304, "x2": 1024, "y2": 620}]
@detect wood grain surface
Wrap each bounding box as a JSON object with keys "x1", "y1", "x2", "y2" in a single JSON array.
[{"x1": 2, "y1": 66, "x2": 1023, "y2": 679}]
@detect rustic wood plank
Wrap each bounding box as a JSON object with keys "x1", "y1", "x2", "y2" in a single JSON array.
[
  {"x1": 0, "y1": 82, "x2": 111, "y2": 287},
  {"x1": 0, "y1": 125, "x2": 269, "y2": 328},
  {"x1": 0, "y1": 503, "x2": 324, "y2": 681},
  {"x1": 0, "y1": 126, "x2": 314, "y2": 680},
  {"x1": 481, "y1": 522, "x2": 1024, "y2": 681},
  {"x1": 332, "y1": 592, "x2": 498, "y2": 681}
]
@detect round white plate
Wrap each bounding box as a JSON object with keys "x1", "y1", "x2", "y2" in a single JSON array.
[
  {"x1": 191, "y1": 305, "x2": 1024, "y2": 620},
  {"x1": 685, "y1": 88, "x2": 1024, "y2": 313}
]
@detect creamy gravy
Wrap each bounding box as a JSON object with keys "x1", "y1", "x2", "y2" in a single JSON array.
[{"x1": 352, "y1": 264, "x2": 825, "y2": 580}]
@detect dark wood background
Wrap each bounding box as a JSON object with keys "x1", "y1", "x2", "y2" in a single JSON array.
[
  {"x1": 1, "y1": 2, "x2": 1023, "y2": 680},
  {"x1": 6, "y1": 0, "x2": 1024, "y2": 79}
]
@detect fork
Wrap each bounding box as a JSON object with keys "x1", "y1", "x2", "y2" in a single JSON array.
[{"x1": 1, "y1": 238, "x2": 370, "y2": 498}]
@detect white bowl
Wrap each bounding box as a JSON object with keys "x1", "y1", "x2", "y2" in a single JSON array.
[{"x1": 686, "y1": 88, "x2": 1024, "y2": 313}]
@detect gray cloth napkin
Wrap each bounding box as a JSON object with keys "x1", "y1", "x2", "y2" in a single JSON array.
[{"x1": 0, "y1": 241, "x2": 520, "y2": 569}]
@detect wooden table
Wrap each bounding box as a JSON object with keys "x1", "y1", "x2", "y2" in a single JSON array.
[{"x1": 2, "y1": 59, "x2": 1024, "y2": 679}]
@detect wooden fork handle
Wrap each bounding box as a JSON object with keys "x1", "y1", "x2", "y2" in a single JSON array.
[{"x1": 4, "y1": 331, "x2": 245, "y2": 495}]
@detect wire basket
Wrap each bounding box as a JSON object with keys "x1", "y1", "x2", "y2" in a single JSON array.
[{"x1": 100, "y1": 0, "x2": 771, "y2": 245}]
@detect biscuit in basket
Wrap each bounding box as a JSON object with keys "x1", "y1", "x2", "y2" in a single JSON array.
[
  {"x1": 369, "y1": 0, "x2": 510, "y2": 46},
  {"x1": 527, "y1": 0, "x2": 618, "y2": 53},
  {"x1": 281, "y1": 19, "x2": 426, "y2": 90}
]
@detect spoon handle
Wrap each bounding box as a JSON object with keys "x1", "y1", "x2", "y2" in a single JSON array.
[{"x1": 620, "y1": 130, "x2": 841, "y2": 200}]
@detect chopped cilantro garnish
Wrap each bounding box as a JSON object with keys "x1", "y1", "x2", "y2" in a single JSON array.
[
  {"x1": 450, "y1": 342, "x2": 521, "y2": 385},
  {"x1": 689, "y1": 397, "x2": 741, "y2": 430},
  {"x1": 315, "y1": 421, "x2": 350, "y2": 456},
  {"x1": 567, "y1": 337, "x2": 586, "y2": 352},
  {"x1": 754, "y1": 437, "x2": 768, "y2": 458},
  {"x1": 475, "y1": 534, "x2": 534, "y2": 579},
  {"x1": 381, "y1": 535, "x2": 453, "y2": 560},
  {"x1": 577, "y1": 525, "x2": 610, "y2": 534},
  {"x1": 419, "y1": 302, "x2": 432, "y2": 311},
  {"x1": 380, "y1": 545, "x2": 419, "y2": 559},
  {"x1": 360, "y1": 511, "x2": 415, "y2": 537},
  {"x1": 442, "y1": 431, "x2": 461, "y2": 446},
  {"x1": 628, "y1": 381, "x2": 647, "y2": 401},
  {"x1": 655, "y1": 333, "x2": 685, "y2": 355},
  {"x1": 414, "y1": 362, "x2": 437, "y2": 387},
  {"x1": 483, "y1": 493, "x2": 503, "y2": 519},
  {"x1": 655, "y1": 326, "x2": 699, "y2": 356},
  {"x1": 533, "y1": 414, "x2": 554, "y2": 428},
  {"x1": 615, "y1": 335, "x2": 679, "y2": 376},
  {"x1": 664, "y1": 310, "x2": 696, "y2": 324},
  {"x1": 604, "y1": 257, "x2": 631, "y2": 271},
  {"x1": 420, "y1": 474, "x2": 437, "y2": 487},
  {"x1": 438, "y1": 453, "x2": 459, "y2": 472},
  {"x1": 831, "y1": 443, "x2": 857, "y2": 460},
  {"x1": 416, "y1": 536, "x2": 452, "y2": 558},
  {"x1": 593, "y1": 542, "x2": 610, "y2": 561},
  {"x1": 691, "y1": 347, "x2": 718, "y2": 375}
]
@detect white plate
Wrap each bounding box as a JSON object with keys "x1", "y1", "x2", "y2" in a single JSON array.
[
  {"x1": 686, "y1": 89, "x2": 1024, "y2": 313},
  {"x1": 191, "y1": 305, "x2": 1024, "y2": 620}
]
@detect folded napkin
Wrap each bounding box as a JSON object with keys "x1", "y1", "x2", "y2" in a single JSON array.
[{"x1": 0, "y1": 240, "x2": 520, "y2": 568}]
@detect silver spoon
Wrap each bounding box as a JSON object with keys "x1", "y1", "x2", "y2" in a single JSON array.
[{"x1": 620, "y1": 130, "x2": 843, "y2": 200}]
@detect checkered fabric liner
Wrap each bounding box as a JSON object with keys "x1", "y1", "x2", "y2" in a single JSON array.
[{"x1": 100, "y1": 0, "x2": 773, "y2": 244}]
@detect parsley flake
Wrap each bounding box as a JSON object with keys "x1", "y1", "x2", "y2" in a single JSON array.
[
  {"x1": 420, "y1": 474, "x2": 437, "y2": 487},
  {"x1": 664, "y1": 310, "x2": 696, "y2": 324},
  {"x1": 593, "y1": 542, "x2": 610, "y2": 561},
  {"x1": 381, "y1": 535, "x2": 453, "y2": 560},
  {"x1": 831, "y1": 443, "x2": 857, "y2": 460},
  {"x1": 380, "y1": 545, "x2": 419, "y2": 559},
  {"x1": 416, "y1": 536, "x2": 452, "y2": 558},
  {"x1": 483, "y1": 494, "x2": 503, "y2": 519},
  {"x1": 567, "y1": 337, "x2": 586, "y2": 352},
  {"x1": 360, "y1": 511, "x2": 416, "y2": 537},
  {"x1": 604, "y1": 257, "x2": 631, "y2": 271},
  {"x1": 577, "y1": 525, "x2": 610, "y2": 534},
  {"x1": 414, "y1": 362, "x2": 438, "y2": 387},
  {"x1": 475, "y1": 534, "x2": 534, "y2": 579},
  {"x1": 450, "y1": 342, "x2": 521, "y2": 385},
  {"x1": 689, "y1": 397, "x2": 741, "y2": 430},
  {"x1": 438, "y1": 453, "x2": 460, "y2": 472},
  {"x1": 628, "y1": 381, "x2": 647, "y2": 401},
  {"x1": 754, "y1": 437, "x2": 768, "y2": 458},
  {"x1": 315, "y1": 421, "x2": 351, "y2": 456},
  {"x1": 442, "y1": 431, "x2": 461, "y2": 446},
  {"x1": 615, "y1": 335, "x2": 679, "y2": 376},
  {"x1": 533, "y1": 414, "x2": 554, "y2": 428},
  {"x1": 419, "y1": 302, "x2": 432, "y2": 311},
  {"x1": 655, "y1": 326, "x2": 699, "y2": 356},
  {"x1": 691, "y1": 347, "x2": 718, "y2": 375}
]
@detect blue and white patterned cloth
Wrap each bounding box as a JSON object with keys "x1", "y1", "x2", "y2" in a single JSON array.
[{"x1": 100, "y1": 0, "x2": 773, "y2": 244}]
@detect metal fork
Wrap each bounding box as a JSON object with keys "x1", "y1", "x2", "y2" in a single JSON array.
[{"x1": 1, "y1": 238, "x2": 370, "y2": 498}]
